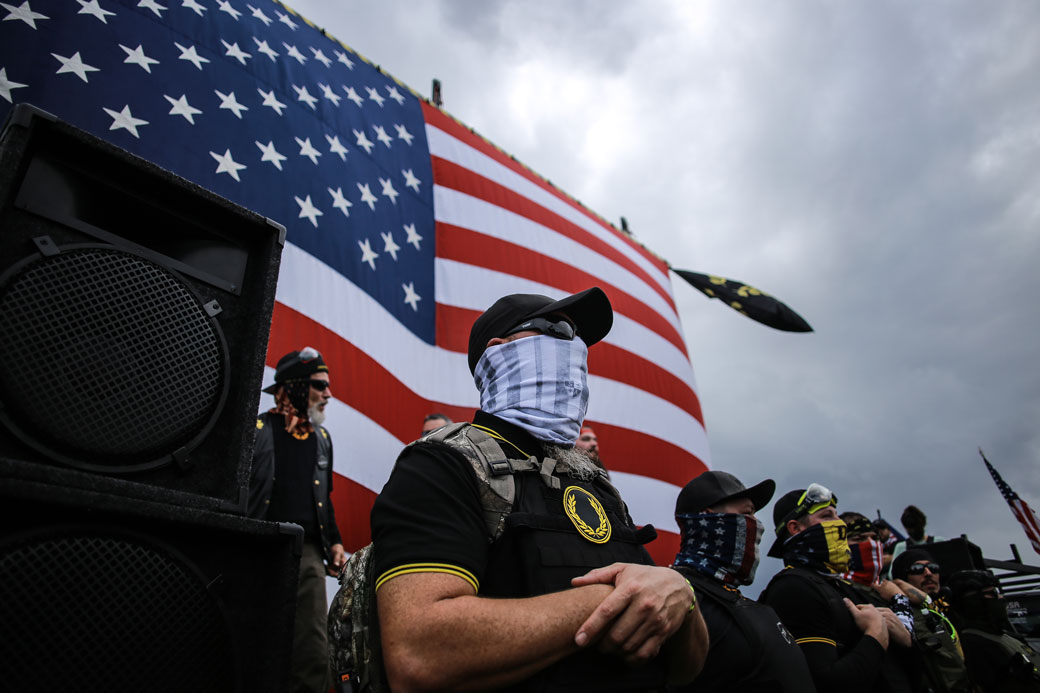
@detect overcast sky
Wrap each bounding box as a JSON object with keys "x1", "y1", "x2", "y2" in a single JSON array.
[{"x1": 287, "y1": 0, "x2": 1040, "y2": 592}]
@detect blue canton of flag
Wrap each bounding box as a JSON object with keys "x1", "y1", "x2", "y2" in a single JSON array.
[{"x1": 0, "y1": 0, "x2": 436, "y2": 341}]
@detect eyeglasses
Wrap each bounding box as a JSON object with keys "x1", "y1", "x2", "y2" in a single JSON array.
[
  {"x1": 309, "y1": 379, "x2": 330, "y2": 392},
  {"x1": 907, "y1": 562, "x2": 941, "y2": 575},
  {"x1": 505, "y1": 316, "x2": 576, "y2": 341}
]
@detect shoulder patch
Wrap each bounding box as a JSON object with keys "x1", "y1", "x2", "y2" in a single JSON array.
[{"x1": 563, "y1": 485, "x2": 611, "y2": 544}]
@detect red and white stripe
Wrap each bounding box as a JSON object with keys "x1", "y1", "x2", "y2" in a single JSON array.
[
  {"x1": 267, "y1": 104, "x2": 710, "y2": 565},
  {"x1": 1010, "y1": 499, "x2": 1040, "y2": 556}
]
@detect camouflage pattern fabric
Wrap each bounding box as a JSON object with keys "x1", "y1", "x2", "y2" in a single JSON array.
[{"x1": 328, "y1": 544, "x2": 385, "y2": 692}]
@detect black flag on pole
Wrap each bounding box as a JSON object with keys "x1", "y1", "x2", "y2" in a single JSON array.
[{"x1": 673, "y1": 270, "x2": 813, "y2": 332}]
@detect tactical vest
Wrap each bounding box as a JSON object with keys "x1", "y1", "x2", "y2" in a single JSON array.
[
  {"x1": 960, "y1": 628, "x2": 1040, "y2": 693},
  {"x1": 910, "y1": 605, "x2": 973, "y2": 693},
  {"x1": 329, "y1": 423, "x2": 665, "y2": 693},
  {"x1": 681, "y1": 570, "x2": 815, "y2": 692},
  {"x1": 422, "y1": 423, "x2": 665, "y2": 692}
]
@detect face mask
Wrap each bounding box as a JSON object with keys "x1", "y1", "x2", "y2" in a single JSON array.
[
  {"x1": 283, "y1": 380, "x2": 312, "y2": 417},
  {"x1": 959, "y1": 596, "x2": 1012, "y2": 633},
  {"x1": 674, "y1": 512, "x2": 764, "y2": 586},
  {"x1": 843, "y1": 538, "x2": 884, "y2": 585},
  {"x1": 783, "y1": 519, "x2": 851, "y2": 575},
  {"x1": 474, "y1": 334, "x2": 589, "y2": 445}
]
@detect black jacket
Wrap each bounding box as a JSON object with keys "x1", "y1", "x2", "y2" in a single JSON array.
[
  {"x1": 670, "y1": 567, "x2": 816, "y2": 692},
  {"x1": 760, "y1": 566, "x2": 912, "y2": 693},
  {"x1": 248, "y1": 411, "x2": 342, "y2": 562}
]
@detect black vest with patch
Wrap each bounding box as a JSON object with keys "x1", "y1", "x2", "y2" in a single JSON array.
[{"x1": 483, "y1": 460, "x2": 665, "y2": 692}]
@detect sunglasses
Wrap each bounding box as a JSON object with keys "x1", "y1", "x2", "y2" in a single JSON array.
[
  {"x1": 907, "y1": 562, "x2": 941, "y2": 575},
  {"x1": 505, "y1": 316, "x2": 576, "y2": 341},
  {"x1": 309, "y1": 379, "x2": 330, "y2": 392}
]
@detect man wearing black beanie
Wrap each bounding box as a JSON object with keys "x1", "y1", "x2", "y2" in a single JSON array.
[{"x1": 890, "y1": 549, "x2": 973, "y2": 692}]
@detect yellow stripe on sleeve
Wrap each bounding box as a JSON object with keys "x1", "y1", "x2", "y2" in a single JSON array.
[
  {"x1": 795, "y1": 636, "x2": 837, "y2": 647},
  {"x1": 375, "y1": 563, "x2": 479, "y2": 593}
]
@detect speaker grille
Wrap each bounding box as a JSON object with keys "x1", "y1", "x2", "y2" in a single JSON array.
[
  {"x1": 0, "y1": 246, "x2": 227, "y2": 470},
  {"x1": 0, "y1": 528, "x2": 237, "y2": 692}
]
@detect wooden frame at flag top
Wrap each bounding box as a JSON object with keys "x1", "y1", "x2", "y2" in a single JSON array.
[{"x1": 0, "y1": 0, "x2": 709, "y2": 565}]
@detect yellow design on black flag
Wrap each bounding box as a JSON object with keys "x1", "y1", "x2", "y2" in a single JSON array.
[{"x1": 674, "y1": 269, "x2": 813, "y2": 332}]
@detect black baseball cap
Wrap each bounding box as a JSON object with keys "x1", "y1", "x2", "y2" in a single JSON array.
[
  {"x1": 466, "y1": 287, "x2": 613, "y2": 374},
  {"x1": 262, "y1": 347, "x2": 328, "y2": 394},
  {"x1": 767, "y1": 489, "x2": 807, "y2": 559},
  {"x1": 675, "y1": 471, "x2": 775, "y2": 516}
]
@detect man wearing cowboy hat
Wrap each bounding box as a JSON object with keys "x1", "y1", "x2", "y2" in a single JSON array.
[{"x1": 250, "y1": 347, "x2": 346, "y2": 692}]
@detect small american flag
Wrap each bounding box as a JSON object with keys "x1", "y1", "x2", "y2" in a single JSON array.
[
  {"x1": 980, "y1": 449, "x2": 1040, "y2": 556},
  {"x1": 0, "y1": 0, "x2": 709, "y2": 563}
]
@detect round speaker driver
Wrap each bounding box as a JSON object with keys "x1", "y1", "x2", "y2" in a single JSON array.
[
  {"x1": 0, "y1": 244, "x2": 229, "y2": 472},
  {"x1": 0, "y1": 527, "x2": 238, "y2": 692}
]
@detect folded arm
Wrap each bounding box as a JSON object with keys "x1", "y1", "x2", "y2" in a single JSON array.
[
  {"x1": 763, "y1": 577, "x2": 889, "y2": 693},
  {"x1": 378, "y1": 572, "x2": 613, "y2": 692},
  {"x1": 571, "y1": 563, "x2": 709, "y2": 684}
]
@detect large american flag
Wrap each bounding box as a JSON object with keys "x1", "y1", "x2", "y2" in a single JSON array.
[
  {"x1": 0, "y1": 0, "x2": 709, "y2": 564},
  {"x1": 980, "y1": 450, "x2": 1040, "y2": 557}
]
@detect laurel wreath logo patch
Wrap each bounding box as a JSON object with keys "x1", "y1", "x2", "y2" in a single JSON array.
[{"x1": 563, "y1": 485, "x2": 611, "y2": 544}]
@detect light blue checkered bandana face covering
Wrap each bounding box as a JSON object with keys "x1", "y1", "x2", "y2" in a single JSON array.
[{"x1": 474, "y1": 334, "x2": 590, "y2": 445}]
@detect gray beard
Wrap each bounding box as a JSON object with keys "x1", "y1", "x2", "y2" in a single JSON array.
[
  {"x1": 308, "y1": 405, "x2": 326, "y2": 425},
  {"x1": 543, "y1": 443, "x2": 599, "y2": 482}
]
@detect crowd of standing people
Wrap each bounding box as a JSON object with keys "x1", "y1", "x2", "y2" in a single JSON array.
[{"x1": 250, "y1": 286, "x2": 1040, "y2": 692}]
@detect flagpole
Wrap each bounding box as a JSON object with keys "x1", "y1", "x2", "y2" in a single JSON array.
[{"x1": 979, "y1": 448, "x2": 1040, "y2": 557}]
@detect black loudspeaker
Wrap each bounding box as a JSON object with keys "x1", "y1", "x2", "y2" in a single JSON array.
[
  {"x1": 927, "y1": 536, "x2": 986, "y2": 576},
  {"x1": 0, "y1": 463, "x2": 302, "y2": 692},
  {"x1": 0, "y1": 105, "x2": 284, "y2": 512}
]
